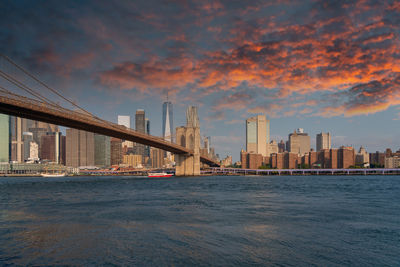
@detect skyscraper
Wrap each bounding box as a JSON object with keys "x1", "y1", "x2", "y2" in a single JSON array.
[
  {"x1": 135, "y1": 110, "x2": 145, "y2": 159},
  {"x1": 23, "y1": 132, "x2": 33, "y2": 162},
  {"x1": 145, "y1": 118, "x2": 150, "y2": 157},
  {"x1": 246, "y1": 115, "x2": 269, "y2": 157},
  {"x1": 118, "y1": 115, "x2": 133, "y2": 148},
  {"x1": 66, "y1": 128, "x2": 95, "y2": 167},
  {"x1": 135, "y1": 110, "x2": 145, "y2": 133},
  {"x1": 0, "y1": 114, "x2": 10, "y2": 162},
  {"x1": 316, "y1": 132, "x2": 331, "y2": 151},
  {"x1": 288, "y1": 129, "x2": 310, "y2": 156},
  {"x1": 204, "y1": 136, "x2": 210, "y2": 154},
  {"x1": 56, "y1": 132, "x2": 66, "y2": 165},
  {"x1": 110, "y1": 138, "x2": 122, "y2": 165},
  {"x1": 41, "y1": 134, "x2": 53, "y2": 162},
  {"x1": 145, "y1": 118, "x2": 150, "y2": 134},
  {"x1": 162, "y1": 102, "x2": 173, "y2": 162},
  {"x1": 41, "y1": 132, "x2": 66, "y2": 164},
  {"x1": 29, "y1": 120, "x2": 59, "y2": 157},
  {"x1": 94, "y1": 134, "x2": 111, "y2": 167},
  {"x1": 10, "y1": 116, "x2": 23, "y2": 162},
  {"x1": 278, "y1": 140, "x2": 285, "y2": 152},
  {"x1": 117, "y1": 115, "x2": 130, "y2": 128},
  {"x1": 162, "y1": 101, "x2": 173, "y2": 142}
]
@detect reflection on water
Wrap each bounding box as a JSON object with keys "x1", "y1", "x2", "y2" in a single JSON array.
[{"x1": 1, "y1": 175, "x2": 400, "y2": 266}]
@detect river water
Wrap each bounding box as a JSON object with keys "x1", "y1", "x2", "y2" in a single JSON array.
[{"x1": 0, "y1": 175, "x2": 399, "y2": 266}]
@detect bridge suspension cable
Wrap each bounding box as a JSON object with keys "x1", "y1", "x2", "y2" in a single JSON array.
[
  {"x1": 0, "y1": 70, "x2": 57, "y2": 105},
  {"x1": 0, "y1": 54, "x2": 94, "y2": 117},
  {"x1": 0, "y1": 54, "x2": 129, "y2": 133}
]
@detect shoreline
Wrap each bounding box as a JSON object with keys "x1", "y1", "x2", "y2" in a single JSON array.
[{"x1": 1, "y1": 172, "x2": 400, "y2": 177}]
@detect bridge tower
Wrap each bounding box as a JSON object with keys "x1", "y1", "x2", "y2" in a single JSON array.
[{"x1": 175, "y1": 106, "x2": 201, "y2": 176}]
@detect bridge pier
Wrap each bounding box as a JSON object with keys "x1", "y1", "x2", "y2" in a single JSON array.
[{"x1": 175, "y1": 125, "x2": 201, "y2": 176}]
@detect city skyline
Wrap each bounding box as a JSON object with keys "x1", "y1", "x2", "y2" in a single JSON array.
[
  {"x1": 2, "y1": 2, "x2": 400, "y2": 265},
  {"x1": 1, "y1": 0, "x2": 400, "y2": 161}
]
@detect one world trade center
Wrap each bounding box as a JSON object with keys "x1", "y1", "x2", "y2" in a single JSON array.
[{"x1": 162, "y1": 101, "x2": 173, "y2": 142}]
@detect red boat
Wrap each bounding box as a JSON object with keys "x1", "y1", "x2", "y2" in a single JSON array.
[{"x1": 148, "y1": 172, "x2": 173, "y2": 178}]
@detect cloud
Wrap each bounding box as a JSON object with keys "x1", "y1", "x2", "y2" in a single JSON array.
[
  {"x1": 97, "y1": 1, "x2": 400, "y2": 117},
  {"x1": 320, "y1": 75, "x2": 400, "y2": 117},
  {"x1": 207, "y1": 26, "x2": 222, "y2": 34},
  {"x1": 299, "y1": 108, "x2": 313, "y2": 114},
  {"x1": 3, "y1": 0, "x2": 400, "y2": 120},
  {"x1": 200, "y1": 1, "x2": 224, "y2": 13},
  {"x1": 212, "y1": 92, "x2": 253, "y2": 111},
  {"x1": 387, "y1": 1, "x2": 400, "y2": 11},
  {"x1": 205, "y1": 111, "x2": 225, "y2": 122},
  {"x1": 98, "y1": 59, "x2": 199, "y2": 95}
]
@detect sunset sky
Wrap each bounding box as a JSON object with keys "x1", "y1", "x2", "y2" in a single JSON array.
[{"x1": 1, "y1": 0, "x2": 400, "y2": 160}]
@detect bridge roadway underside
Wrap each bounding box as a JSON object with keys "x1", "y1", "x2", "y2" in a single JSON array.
[{"x1": 0, "y1": 98, "x2": 219, "y2": 167}]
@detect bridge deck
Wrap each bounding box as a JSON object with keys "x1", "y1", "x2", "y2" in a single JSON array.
[{"x1": 0, "y1": 93, "x2": 219, "y2": 166}]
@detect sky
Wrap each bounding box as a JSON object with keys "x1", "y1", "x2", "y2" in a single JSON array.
[{"x1": 1, "y1": 0, "x2": 400, "y2": 161}]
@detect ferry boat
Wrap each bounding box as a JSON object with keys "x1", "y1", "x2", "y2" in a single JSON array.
[
  {"x1": 148, "y1": 172, "x2": 173, "y2": 178},
  {"x1": 41, "y1": 173, "x2": 66, "y2": 178}
]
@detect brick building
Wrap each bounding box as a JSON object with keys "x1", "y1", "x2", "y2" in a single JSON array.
[
  {"x1": 66, "y1": 129, "x2": 94, "y2": 167},
  {"x1": 330, "y1": 149, "x2": 338, "y2": 169},
  {"x1": 240, "y1": 150, "x2": 266, "y2": 169},
  {"x1": 248, "y1": 153, "x2": 263, "y2": 169},
  {"x1": 285, "y1": 152, "x2": 298, "y2": 169},
  {"x1": 338, "y1": 146, "x2": 355, "y2": 169},
  {"x1": 240, "y1": 150, "x2": 249, "y2": 169},
  {"x1": 308, "y1": 150, "x2": 319, "y2": 168},
  {"x1": 270, "y1": 153, "x2": 284, "y2": 169},
  {"x1": 369, "y1": 151, "x2": 385, "y2": 167}
]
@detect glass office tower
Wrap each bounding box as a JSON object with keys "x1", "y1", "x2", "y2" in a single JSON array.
[
  {"x1": 162, "y1": 102, "x2": 173, "y2": 142},
  {"x1": 0, "y1": 114, "x2": 10, "y2": 162}
]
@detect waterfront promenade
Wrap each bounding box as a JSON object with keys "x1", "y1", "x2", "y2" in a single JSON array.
[
  {"x1": 206, "y1": 167, "x2": 400, "y2": 176},
  {"x1": 2, "y1": 165, "x2": 400, "y2": 177}
]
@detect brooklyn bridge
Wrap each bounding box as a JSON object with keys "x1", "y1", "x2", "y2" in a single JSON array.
[{"x1": 0, "y1": 55, "x2": 220, "y2": 175}]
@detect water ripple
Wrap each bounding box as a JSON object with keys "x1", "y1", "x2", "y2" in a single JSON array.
[{"x1": 0, "y1": 175, "x2": 399, "y2": 266}]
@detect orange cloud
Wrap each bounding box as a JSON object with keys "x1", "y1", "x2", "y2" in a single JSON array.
[
  {"x1": 99, "y1": 60, "x2": 200, "y2": 95},
  {"x1": 319, "y1": 75, "x2": 400, "y2": 117},
  {"x1": 299, "y1": 108, "x2": 313, "y2": 114},
  {"x1": 212, "y1": 92, "x2": 253, "y2": 111},
  {"x1": 97, "y1": 2, "x2": 400, "y2": 117},
  {"x1": 387, "y1": 2, "x2": 400, "y2": 11},
  {"x1": 200, "y1": 1, "x2": 224, "y2": 12}
]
